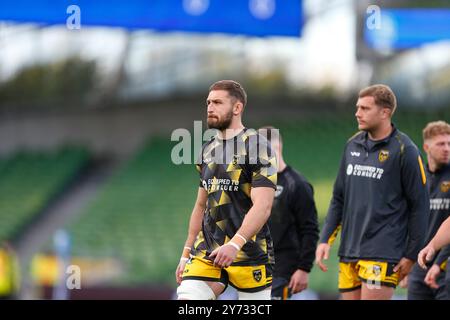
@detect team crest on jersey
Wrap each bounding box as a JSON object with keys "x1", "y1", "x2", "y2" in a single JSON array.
[
  {"x1": 232, "y1": 155, "x2": 239, "y2": 166},
  {"x1": 253, "y1": 269, "x2": 262, "y2": 282},
  {"x1": 378, "y1": 150, "x2": 389, "y2": 163},
  {"x1": 441, "y1": 181, "x2": 450, "y2": 193}
]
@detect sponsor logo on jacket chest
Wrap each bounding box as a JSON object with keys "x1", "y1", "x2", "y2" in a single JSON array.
[{"x1": 346, "y1": 164, "x2": 384, "y2": 180}]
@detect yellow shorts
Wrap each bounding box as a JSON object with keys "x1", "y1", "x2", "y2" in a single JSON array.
[
  {"x1": 339, "y1": 260, "x2": 399, "y2": 292},
  {"x1": 182, "y1": 256, "x2": 272, "y2": 292}
]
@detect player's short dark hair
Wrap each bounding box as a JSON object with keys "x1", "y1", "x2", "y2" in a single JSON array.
[
  {"x1": 423, "y1": 121, "x2": 450, "y2": 141},
  {"x1": 359, "y1": 84, "x2": 397, "y2": 115},
  {"x1": 209, "y1": 80, "x2": 247, "y2": 108}
]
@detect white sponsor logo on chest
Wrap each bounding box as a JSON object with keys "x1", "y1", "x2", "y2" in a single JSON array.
[
  {"x1": 346, "y1": 164, "x2": 384, "y2": 180},
  {"x1": 430, "y1": 198, "x2": 450, "y2": 211}
]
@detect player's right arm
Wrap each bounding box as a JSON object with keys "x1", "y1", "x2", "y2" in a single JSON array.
[
  {"x1": 175, "y1": 187, "x2": 207, "y2": 284},
  {"x1": 316, "y1": 149, "x2": 346, "y2": 272},
  {"x1": 418, "y1": 216, "x2": 450, "y2": 269}
]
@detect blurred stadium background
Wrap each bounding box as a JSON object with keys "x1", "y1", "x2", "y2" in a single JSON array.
[{"x1": 0, "y1": 0, "x2": 449, "y2": 299}]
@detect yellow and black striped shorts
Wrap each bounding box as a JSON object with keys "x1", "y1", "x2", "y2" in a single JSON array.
[
  {"x1": 182, "y1": 256, "x2": 272, "y2": 292},
  {"x1": 339, "y1": 260, "x2": 399, "y2": 292}
]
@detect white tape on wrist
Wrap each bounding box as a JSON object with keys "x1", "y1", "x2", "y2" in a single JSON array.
[
  {"x1": 227, "y1": 241, "x2": 241, "y2": 251},
  {"x1": 235, "y1": 233, "x2": 247, "y2": 244},
  {"x1": 180, "y1": 257, "x2": 189, "y2": 262}
]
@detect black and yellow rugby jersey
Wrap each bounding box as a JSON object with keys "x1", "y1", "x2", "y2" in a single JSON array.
[{"x1": 193, "y1": 128, "x2": 277, "y2": 266}]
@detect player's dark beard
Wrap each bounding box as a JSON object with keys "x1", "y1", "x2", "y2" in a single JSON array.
[{"x1": 207, "y1": 110, "x2": 233, "y2": 131}]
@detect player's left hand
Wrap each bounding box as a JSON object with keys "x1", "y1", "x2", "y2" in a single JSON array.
[
  {"x1": 289, "y1": 269, "x2": 309, "y2": 294},
  {"x1": 393, "y1": 257, "x2": 414, "y2": 282},
  {"x1": 418, "y1": 244, "x2": 436, "y2": 269},
  {"x1": 424, "y1": 264, "x2": 441, "y2": 289},
  {"x1": 209, "y1": 243, "x2": 238, "y2": 268}
]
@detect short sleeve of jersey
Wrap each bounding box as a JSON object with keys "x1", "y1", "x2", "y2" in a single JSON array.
[{"x1": 248, "y1": 134, "x2": 277, "y2": 189}]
